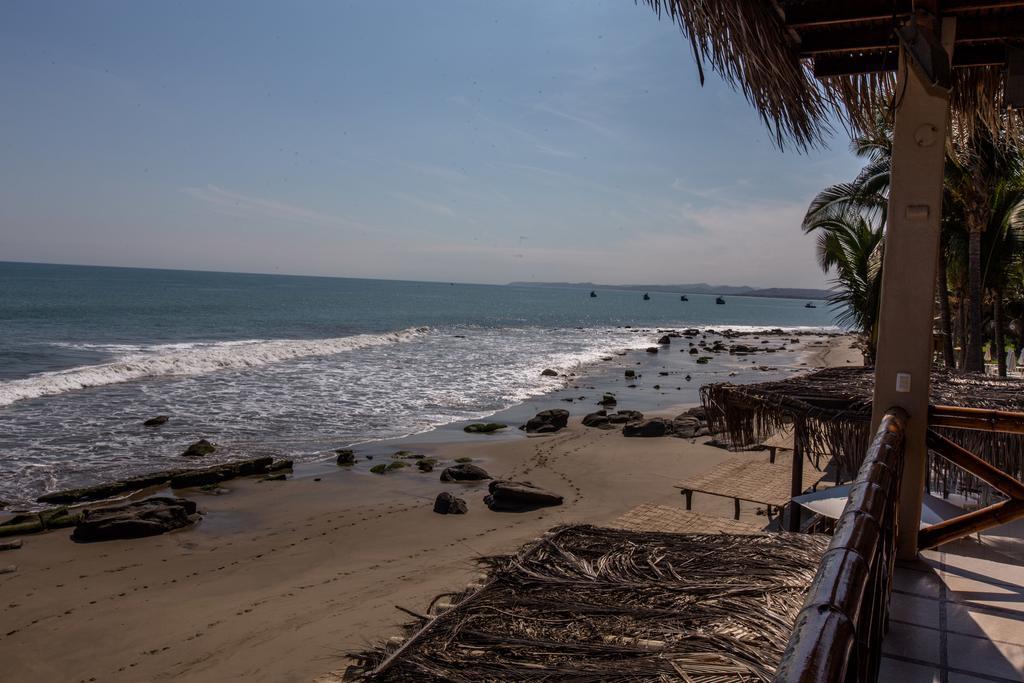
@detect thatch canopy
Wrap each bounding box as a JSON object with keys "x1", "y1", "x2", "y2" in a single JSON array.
[
  {"x1": 702, "y1": 366, "x2": 1024, "y2": 488},
  {"x1": 348, "y1": 525, "x2": 827, "y2": 682},
  {"x1": 643, "y1": 0, "x2": 1024, "y2": 148}
]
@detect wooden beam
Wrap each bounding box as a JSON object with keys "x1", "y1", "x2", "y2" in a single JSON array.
[
  {"x1": 787, "y1": 434, "x2": 804, "y2": 532},
  {"x1": 798, "y1": 16, "x2": 1024, "y2": 56},
  {"x1": 812, "y1": 44, "x2": 1007, "y2": 77},
  {"x1": 782, "y1": 0, "x2": 1024, "y2": 30},
  {"x1": 919, "y1": 498, "x2": 1024, "y2": 549},
  {"x1": 929, "y1": 405, "x2": 1024, "y2": 435},
  {"x1": 926, "y1": 429, "x2": 1024, "y2": 499}
]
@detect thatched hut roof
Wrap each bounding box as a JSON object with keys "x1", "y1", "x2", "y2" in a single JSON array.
[
  {"x1": 701, "y1": 366, "x2": 1024, "y2": 484},
  {"x1": 347, "y1": 524, "x2": 827, "y2": 682},
  {"x1": 642, "y1": 0, "x2": 1024, "y2": 148}
]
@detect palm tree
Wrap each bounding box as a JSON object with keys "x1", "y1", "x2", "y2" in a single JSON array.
[
  {"x1": 946, "y1": 125, "x2": 1024, "y2": 373},
  {"x1": 803, "y1": 207, "x2": 884, "y2": 363},
  {"x1": 980, "y1": 187, "x2": 1024, "y2": 376}
]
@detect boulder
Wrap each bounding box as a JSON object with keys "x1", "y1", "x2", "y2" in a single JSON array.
[
  {"x1": 440, "y1": 464, "x2": 491, "y2": 482},
  {"x1": 71, "y1": 497, "x2": 200, "y2": 543},
  {"x1": 417, "y1": 460, "x2": 435, "y2": 473},
  {"x1": 582, "y1": 410, "x2": 609, "y2": 428},
  {"x1": 0, "y1": 539, "x2": 22, "y2": 551},
  {"x1": 181, "y1": 439, "x2": 216, "y2": 458},
  {"x1": 598, "y1": 393, "x2": 617, "y2": 407},
  {"x1": 624, "y1": 369, "x2": 636, "y2": 378},
  {"x1": 541, "y1": 368, "x2": 558, "y2": 377},
  {"x1": 433, "y1": 492, "x2": 468, "y2": 515},
  {"x1": 523, "y1": 409, "x2": 570, "y2": 434},
  {"x1": 370, "y1": 464, "x2": 388, "y2": 474},
  {"x1": 672, "y1": 415, "x2": 702, "y2": 438},
  {"x1": 658, "y1": 335, "x2": 671, "y2": 345},
  {"x1": 268, "y1": 459, "x2": 293, "y2": 472},
  {"x1": 143, "y1": 415, "x2": 169, "y2": 427},
  {"x1": 607, "y1": 409, "x2": 644, "y2": 424},
  {"x1": 689, "y1": 347, "x2": 699, "y2": 355},
  {"x1": 646, "y1": 347, "x2": 659, "y2": 354},
  {"x1": 623, "y1": 418, "x2": 673, "y2": 438},
  {"x1": 463, "y1": 423, "x2": 507, "y2": 434},
  {"x1": 259, "y1": 473, "x2": 287, "y2": 481},
  {"x1": 335, "y1": 449, "x2": 356, "y2": 465},
  {"x1": 484, "y1": 480, "x2": 563, "y2": 512}
]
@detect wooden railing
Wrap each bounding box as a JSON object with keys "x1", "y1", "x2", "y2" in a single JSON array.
[
  {"x1": 920, "y1": 405, "x2": 1024, "y2": 549},
  {"x1": 774, "y1": 408, "x2": 907, "y2": 683}
]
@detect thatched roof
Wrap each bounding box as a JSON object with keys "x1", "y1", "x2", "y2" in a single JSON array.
[
  {"x1": 347, "y1": 524, "x2": 827, "y2": 682},
  {"x1": 701, "y1": 366, "x2": 1024, "y2": 486},
  {"x1": 643, "y1": 0, "x2": 1024, "y2": 148}
]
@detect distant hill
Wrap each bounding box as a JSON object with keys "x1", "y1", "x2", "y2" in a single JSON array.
[{"x1": 507, "y1": 281, "x2": 829, "y2": 301}]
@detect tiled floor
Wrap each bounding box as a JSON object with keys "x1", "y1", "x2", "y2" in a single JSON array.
[{"x1": 879, "y1": 538, "x2": 1024, "y2": 682}]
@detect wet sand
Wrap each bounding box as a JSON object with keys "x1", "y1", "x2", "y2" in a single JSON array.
[{"x1": 0, "y1": 333, "x2": 860, "y2": 683}]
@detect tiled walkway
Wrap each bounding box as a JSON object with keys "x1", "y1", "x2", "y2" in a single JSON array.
[{"x1": 880, "y1": 538, "x2": 1024, "y2": 682}]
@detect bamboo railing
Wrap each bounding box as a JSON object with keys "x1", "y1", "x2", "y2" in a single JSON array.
[
  {"x1": 774, "y1": 408, "x2": 906, "y2": 683},
  {"x1": 920, "y1": 405, "x2": 1024, "y2": 549}
]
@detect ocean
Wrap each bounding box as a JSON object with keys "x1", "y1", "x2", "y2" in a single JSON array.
[{"x1": 0, "y1": 261, "x2": 839, "y2": 507}]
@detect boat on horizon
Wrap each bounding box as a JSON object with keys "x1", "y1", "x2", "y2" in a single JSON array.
[
  {"x1": 805, "y1": 301, "x2": 817, "y2": 308},
  {"x1": 680, "y1": 295, "x2": 688, "y2": 301},
  {"x1": 589, "y1": 290, "x2": 597, "y2": 298},
  {"x1": 715, "y1": 296, "x2": 725, "y2": 305},
  {"x1": 643, "y1": 293, "x2": 650, "y2": 300}
]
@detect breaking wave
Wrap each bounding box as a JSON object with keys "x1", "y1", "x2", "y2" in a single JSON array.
[{"x1": 0, "y1": 327, "x2": 427, "y2": 406}]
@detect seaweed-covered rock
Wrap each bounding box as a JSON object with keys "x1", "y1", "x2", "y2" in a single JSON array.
[
  {"x1": 335, "y1": 449, "x2": 355, "y2": 465},
  {"x1": 181, "y1": 439, "x2": 216, "y2": 458},
  {"x1": 598, "y1": 393, "x2": 617, "y2": 407},
  {"x1": 71, "y1": 497, "x2": 200, "y2": 543},
  {"x1": 658, "y1": 335, "x2": 671, "y2": 345},
  {"x1": 433, "y1": 492, "x2": 468, "y2": 515},
  {"x1": 370, "y1": 464, "x2": 388, "y2": 474},
  {"x1": 646, "y1": 347, "x2": 659, "y2": 354},
  {"x1": 523, "y1": 409, "x2": 570, "y2": 434},
  {"x1": 169, "y1": 457, "x2": 274, "y2": 489},
  {"x1": 143, "y1": 415, "x2": 169, "y2": 427},
  {"x1": 484, "y1": 480, "x2": 563, "y2": 512},
  {"x1": 622, "y1": 418, "x2": 673, "y2": 438},
  {"x1": 440, "y1": 464, "x2": 491, "y2": 482},
  {"x1": 624, "y1": 369, "x2": 636, "y2": 379},
  {"x1": 417, "y1": 460, "x2": 435, "y2": 472}
]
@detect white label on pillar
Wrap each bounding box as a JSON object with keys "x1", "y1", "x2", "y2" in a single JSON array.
[{"x1": 896, "y1": 373, "x2": 912, "y2": 393}]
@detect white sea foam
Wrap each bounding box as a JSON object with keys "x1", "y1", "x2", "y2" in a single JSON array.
[{"x1": 0, "y1": 327, "x2": 427, "y2": 406}]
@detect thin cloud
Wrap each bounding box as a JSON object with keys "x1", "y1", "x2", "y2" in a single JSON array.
[
  {"x1": 392, "y1": 192, "x2": 457, "y2": 217},
  {"x1": 183, "y1": 185, "x2": 367, "y2": 231}
]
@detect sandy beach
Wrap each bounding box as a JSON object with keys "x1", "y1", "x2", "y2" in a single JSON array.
[{"x1": 0, "y1": 332, "x2": 860, "y2": 683}]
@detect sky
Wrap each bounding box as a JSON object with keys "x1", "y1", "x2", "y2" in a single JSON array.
[{"x1": 0, "y1": 1, "x2": 866, "y2": 288}]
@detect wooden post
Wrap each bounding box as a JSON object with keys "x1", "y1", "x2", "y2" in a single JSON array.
[
  {"x1": 870, "y1": 14, "x2": 953, "y2": 560},
  {"x1": 787, "y1": 435, "x2": 804, "y2": 532}
]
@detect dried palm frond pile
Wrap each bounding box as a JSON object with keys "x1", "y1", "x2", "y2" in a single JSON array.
[
  {"x1": 702, "y1": 367, "x2": 1024, "y2": 493},
  {"x1": 346, "y1": 524, "x2": 828, "y2": 682}
]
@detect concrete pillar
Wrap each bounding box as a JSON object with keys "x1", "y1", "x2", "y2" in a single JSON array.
[{"x1": 871, "y1": 19, "x2": 953, "y2": 560}]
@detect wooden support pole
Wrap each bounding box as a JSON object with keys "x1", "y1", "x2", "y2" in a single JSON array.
[
  {"x1": 734, "y1": 498, "x2": 741, "y2": 520},
  {"x1": 787, "y1": 437, "x2": 804, "y2": 532},
  {"x1": 682, "y1": 490, "x2": 693, "y2": 510},
  {"x1": 870, "y1": 16, "x2": 953, "y2": 560}
]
